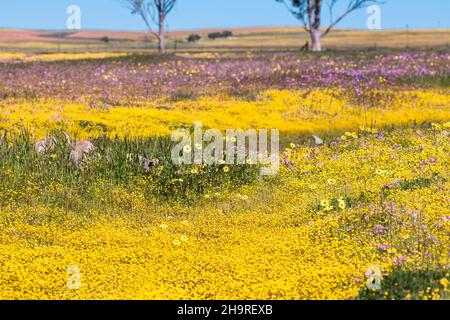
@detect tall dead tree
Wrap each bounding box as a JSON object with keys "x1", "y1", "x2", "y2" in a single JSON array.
[
  {"x1": 123, "y1": 0, "x2": 177, "y2": 54},
  {"x1": 277, "y1": 0, "x2": 383, "y2": 51}
]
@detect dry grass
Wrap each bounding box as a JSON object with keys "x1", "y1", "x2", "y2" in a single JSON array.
[{"x1": 0, "y1": 27, "x2": 448, "y2": 53}]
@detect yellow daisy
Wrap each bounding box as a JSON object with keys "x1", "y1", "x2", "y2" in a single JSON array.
[{"x1": 327, "y1": 178, "x2": 337, "y2": 185}]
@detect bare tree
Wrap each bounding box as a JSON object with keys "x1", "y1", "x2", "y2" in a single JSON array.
[
  {"x1": 123, "y1": 0, "x2": 177, "y2": 54},
  {"x1": 277, "y1": 0, "x2": 383, "y2": 51}
]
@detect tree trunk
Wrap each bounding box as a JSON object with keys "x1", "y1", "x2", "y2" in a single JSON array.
[
  {"x1": 310, "y1": 29, "x2": 322, "y2": 52},
  {"x1": 158, "y1": 12, "x2": 165, "y2": 54}
]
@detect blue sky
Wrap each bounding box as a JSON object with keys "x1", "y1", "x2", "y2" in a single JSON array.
[{"x1": 0, "y1": 0, "x2": 449, "y2": 31}]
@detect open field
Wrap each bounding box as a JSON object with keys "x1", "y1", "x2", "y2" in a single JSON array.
[
  {"x1": 0, "y1": 27, "x2": 449, "y2": 53},
  {"x1": 0, "y1": 29, "x2": 449, "y2": 300}
]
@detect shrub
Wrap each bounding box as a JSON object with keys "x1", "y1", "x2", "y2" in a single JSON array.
[
  {"x1": 208, "y1": 30, "x2": 233, "y2": 40},
  {"x1": 187, "y1": 34, "x2": 201, "y2": 42}
]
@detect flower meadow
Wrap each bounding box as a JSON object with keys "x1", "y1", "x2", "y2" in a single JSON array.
[{"x1": 0, "y1": 50, "x2": 449, "y2": 300}]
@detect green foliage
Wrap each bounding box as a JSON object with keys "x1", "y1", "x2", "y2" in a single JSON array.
[
  {"x1": 187, "y1": 34, "x2": 201, "y2": 42},
  {"x1": 208, "y1": 31, "x2": 233, "y2": 40},
  {"x1": 0, "y1": 129, "x2": 261, "y2": 207},
  {"x1": 358, "y1": 267, "x2": 449, "y2": 300}
]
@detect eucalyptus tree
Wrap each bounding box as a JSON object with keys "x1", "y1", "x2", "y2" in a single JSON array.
[
  {"x1": 276, "y1": 0, "x2": 384, "y2": 51},
  {"x1": 123, "y1": 0, "x2": 177, "y2": 54}
]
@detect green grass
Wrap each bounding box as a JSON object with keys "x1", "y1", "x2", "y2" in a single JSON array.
[
  {"x1": 0, "y1": 129, "x2": 261, "y2": 208},
  {"x1": 358, "y1": 267, "x2": 449, "y2": 300},
  {"x1": 397, "y1": 74, "x2": 450, "y2": 89}
]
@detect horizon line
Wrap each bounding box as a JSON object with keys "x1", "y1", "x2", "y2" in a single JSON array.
[{"x1": 1, "y1": 25, "x2": 449, "y2": 33}]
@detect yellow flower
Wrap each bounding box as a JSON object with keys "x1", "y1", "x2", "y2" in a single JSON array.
[
  {"x1": 237, "y1": 194, "x2": 249, "y2": 200},
  {"x1": 440, "y1": 278, "x2": 449, "y2": 288},
  {"x1": 190, "y1": 167, "x2": 199, "y2": 174},
  {"x1": 290, "y1": 143, "x2": 296, "y2": 149},
  {"x1": 223, "y1": 166, "x2": 230, "y2": 173},
  {"x1": 180, "y1": 235, "x2": 188, "y2": 242},
  {"x1": 338, "y1": 199, "x2": 346, "y2": 210},
  {"x1": 246, "y1": 158, "x2": 255, "y2": 165},
  {"x1": 327, "y1": 179, "x2": 337, "y2": 185},
  {"x1": 173, "y1": 239, "x2": 181, "y2": 246},
  {"x1": 345, "y1": 131, "x2": 358, "y2": 138},
  {"x1": 159, "y1": 223, "x2": 168, "y2": 230},
  {"x1": 387, "y1": 247, "x2": 397, "y2": 254}
]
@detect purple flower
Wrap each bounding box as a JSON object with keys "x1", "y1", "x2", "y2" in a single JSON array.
[
  {"x1": 376, "y1": 244, "x2": 390, "y2": 251},
  {"x1": 372, "y1": 225, "x2": 388, "y2": 234},
  {"x1": 394, "y1": 257, "x2": 406, "y2": 265}
]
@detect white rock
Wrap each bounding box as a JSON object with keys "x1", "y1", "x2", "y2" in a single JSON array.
[
  {"x1": 69, "y1": 141, "x2": 95, "y2": 166},
  {"x1": 34, "y1": 131, "x2": 70, "y2": 155},
  {"x1": 34, "y1": 137, "x2": 56, "y2": 154},
  {"x1": 312, "y1": 135, "x2": 324, "y2": 145}
]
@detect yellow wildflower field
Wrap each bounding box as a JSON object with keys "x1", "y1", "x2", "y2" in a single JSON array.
[
  {"x1": 1, "y1": 89, "x2": 448, "y2": 140},
  {"x1": 0, "y1": 51, "x2": 449, "y2": 300},
  {"x1": 0, "y1": 120, "x2": 449, "y2": 299}
]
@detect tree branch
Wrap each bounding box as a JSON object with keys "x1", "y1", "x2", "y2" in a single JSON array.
[
  {"x1": 321, "y1": 0, "x2": 383, "y2": 38},
  {"x1": 122, "y1": 0, "x2": 177, "y2": 40},
  {"x1": 307, "y1": 0, "x2": 314, "y2": 32},
  {"x1": 277, "y1": 0, "x2": 310, "y2": 32}
]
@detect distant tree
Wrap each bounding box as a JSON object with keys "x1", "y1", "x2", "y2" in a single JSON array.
[
  {"x1": 221, "y1": 31, "x2": 233, "y2": 38},
  {"x1": 122, "y1": 0, "x2": 177, "y2": 54},
  {"x1": 276, "y1": 0, "x2": 384, "y2": 51},
  {"x1": 207, "y1": 30, "x2": 233, "y2": 40},
  {"x1": 187, "y1": 34, "x2": 201, "y2": 42}
]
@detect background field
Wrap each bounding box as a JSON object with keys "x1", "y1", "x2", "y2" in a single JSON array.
[{"x1": 0, "y1": 27, "x2": 449, "y2": 53}]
